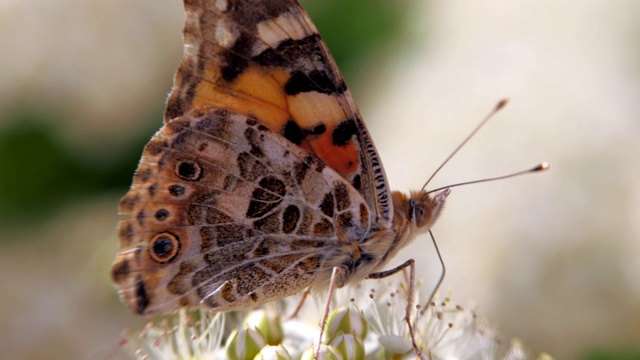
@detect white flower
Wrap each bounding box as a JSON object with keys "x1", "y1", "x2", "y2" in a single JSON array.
[
  {"x1": 118, "y1": 279, "x2": 551, "y2": 360},
  {"x1": 121, "y1": 309, "x2": 226, "y2": 359}
]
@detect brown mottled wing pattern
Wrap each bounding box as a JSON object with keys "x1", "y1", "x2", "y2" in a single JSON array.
[
  {"x1": 165, "y1": 0, "x2": 392, "y2": 225},
  {"x1": 112, "y1": 110, "x2": 370, "y2": 314},
  {"x1": 111, "y1": 0, "x2": 396, "y2": 315}
]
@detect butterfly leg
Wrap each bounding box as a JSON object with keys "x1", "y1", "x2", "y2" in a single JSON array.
[
  {"x1": 367, "y1": 259, "x2": 427, "y2": 360},
  {"x1": 287, "y1": 286, "x2": 312, "y2": 320},
  {"x1": 315, "y1": 266, "x2": 343, "y2": 360}
]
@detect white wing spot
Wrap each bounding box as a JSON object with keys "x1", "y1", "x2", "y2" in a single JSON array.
[
  {"x1": 215, "y1": 18, "x2": 239, "y2": 48},
  {"x1": 256, "y1": 11, "x2": 311, "y2": 49},
  {"x1": 214, "y1": 0, "x2": 228, "y2": 12}
]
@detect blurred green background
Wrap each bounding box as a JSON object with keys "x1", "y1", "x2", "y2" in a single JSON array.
[{"x1": 1, "y1": 0, "x2": 639, "y2": 359}]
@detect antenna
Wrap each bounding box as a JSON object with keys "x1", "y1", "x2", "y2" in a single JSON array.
[
  {"x1": 417, "y1": 99, "x2": 549, "y2": 316},
  {"x1": 421, "y1": 98, "x2": 509, "y2": 191},
  {"x1": 428, "y1": 162, "x2": 549, "y2": 194}
]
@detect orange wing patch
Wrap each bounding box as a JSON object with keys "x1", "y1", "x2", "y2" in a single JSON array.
[{"x1": 191, "y1": 64, "x2": 290, "y2": 130}]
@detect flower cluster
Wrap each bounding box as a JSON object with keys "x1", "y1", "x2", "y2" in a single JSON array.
[{"x1": 119, "y1": 279, "x2": 552, "y2": 360}]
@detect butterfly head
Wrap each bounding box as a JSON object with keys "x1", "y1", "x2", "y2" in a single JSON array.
[{"x1": 406, "y1": 188, "x2": 451, "y2": 233}]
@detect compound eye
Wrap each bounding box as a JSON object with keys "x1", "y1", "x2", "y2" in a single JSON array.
[
  {"x1": 412, "y1": 202, "x2": 432, "y2": 228},
  {"x1": 149, "y1": 232, "x2": 180, "y2": 263}
]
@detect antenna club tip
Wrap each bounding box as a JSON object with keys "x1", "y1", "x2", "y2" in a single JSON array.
[
  {"x1": 496, "y1": 98, "x2": 509, "y2": 110},
  {"x1": 534, "y1": 162, "x2": 550, "y2": 171}
]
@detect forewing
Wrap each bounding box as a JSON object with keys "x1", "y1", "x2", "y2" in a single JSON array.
[{"x1": 165, "y1": 0, "x2": 392, "y2": 225}]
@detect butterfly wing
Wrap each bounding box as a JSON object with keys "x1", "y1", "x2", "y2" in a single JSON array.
[
  {"x1": 112, "y1": 110, "x2": 371, "y2": 314},
  {"x1": 165, "y1": 0, "x2": 392, "y2": 225},
  {"x1": 112, "y1": 0, "x2": 394, "y2": 315}
]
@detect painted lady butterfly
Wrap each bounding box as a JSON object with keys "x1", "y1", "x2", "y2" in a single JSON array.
[{"x1": 111, "y1": 0, "x2": 449, "y2": 342}]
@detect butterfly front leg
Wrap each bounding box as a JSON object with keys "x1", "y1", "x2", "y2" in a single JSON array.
[
  {"x1": 315, "y1": 266, "x2": 347, "y2": 360},
  {"x1": 367, "y1": 259, "x2": 427, "y2": 360}
]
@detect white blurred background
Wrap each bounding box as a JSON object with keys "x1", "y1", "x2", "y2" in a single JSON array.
[{"x1": 0, "y1": 0, "x2": 638, "y2": 358}]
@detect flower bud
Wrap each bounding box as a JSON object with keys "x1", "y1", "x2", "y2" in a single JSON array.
[
  {"x1": 253, "y1": 345, "x2": 291, "y2": 360},
  {"x1": 226, "y1": 327, "x2": 267, "y2": 360},
  {"x1": 300, "y1": 344, "x2": 344, "y2": 360},
  {"x1": 245, "y1": 310, "x2": 284, "y2": 345},
  {"x1": 326, "y1": 307, "x2": 368, "y2": 340},
  {"x1": 330, "y1": 333, "x2": 365, "y2": 360}
]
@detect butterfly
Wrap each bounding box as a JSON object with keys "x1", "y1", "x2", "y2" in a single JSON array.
[{"x1": 111, "y1": 0, "x2": 449, "y2": 350}]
